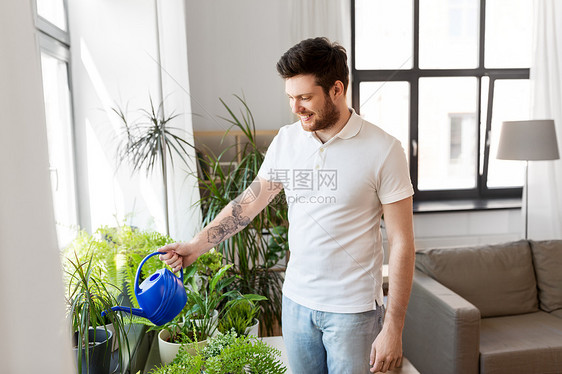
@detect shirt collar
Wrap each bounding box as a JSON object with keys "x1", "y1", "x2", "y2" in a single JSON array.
[
  {"x1": 303, "y1": 108, "x2": 362, "y2": 141},
  {"x1": 336, "y1": 108, "x2": 362, "y2": 140}
]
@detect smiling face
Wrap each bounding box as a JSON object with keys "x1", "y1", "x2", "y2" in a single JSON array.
[{"x1": 285, "y1": 74, "x2": 341, "y2": 133}]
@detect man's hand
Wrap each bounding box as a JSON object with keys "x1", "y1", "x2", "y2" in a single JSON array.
[
  {"x1": 158, "y1": 242, "x2": 200, "y2": 273},
  {"x1": 369, "y1": 327, "x2": 403, "y2": 373}
]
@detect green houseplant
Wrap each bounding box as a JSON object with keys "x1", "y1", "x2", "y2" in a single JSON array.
[
  {"x1": 65, "y1": 224, "x2": 175, "y2": 310},
  {"x1": 128, "y1": 250, "x2": 221, "y2": 364},
  {"x1": 155, "y1": 258, "x2": 266, "y2": 365},
  {"x1": 65, "y1": 251, "x2": 131, "y2": 374},
  {"x1": 195, "y1": 95, "x2": 289, "y2": 335},
  {"x1": 149, "y1": 329, "x2": 287, "y2": 374},
  {"x1": 217, "y1": 297, "x2": 262, "y2": 337},
  {"x1": 114, "y1": 97, "x2": 195, "y2": 235},
  {"x1": 183, "y1": 262, "x2": 266, "y2": 336},
  {"x1": 65, "y1": 228, "x2": 123, "y2": 300}
]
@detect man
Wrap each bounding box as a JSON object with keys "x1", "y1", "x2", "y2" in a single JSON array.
[{"x1": 159, "y1": 37, "x2": 415, "y2": 374}]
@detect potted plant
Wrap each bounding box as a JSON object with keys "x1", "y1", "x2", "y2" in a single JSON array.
[
  {"x1": 156, "y1": 262, "x2": 265, "y2": 364},
  {"x1": 195, "y1": 95, "x2": 289, "y2": 335},
  {"x1": 113, "y1": 97, "x2": 195, "y2": 235},
  {"x1": 218, "y1": 298, "x2": 263, "y2": 337},
  {"x1": 65, "y1": 224, "x2": 175, "y2": 315},
  {"x1": 184, "y1": 262, "x2": 266, "y2": 336},
  {"x1": 107, "y1": 225, "x2": 175, "y2": 308},
  {"x1": 127, "y1": 250, "x2": 221, "y2": 364},
  {"x1": 65, "y1": 251, "x2": 131, "y2": 374},
  {"x1": 149, "y1": 329, "x2": 287, "y2": 374}
]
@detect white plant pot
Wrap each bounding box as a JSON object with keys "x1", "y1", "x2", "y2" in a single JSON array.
[
  {"x1": 245, "y1": 318, "x2": 260, "y2": 337},
  {"x1": 157, "y1": 328, "x2": 207, "y2": 365},
  {"x1": 157, "y1": 311, "x2": 218, "y2": 366},
  {"x1": 193, "y1": 309, "x2": 219, "y2": 337}
]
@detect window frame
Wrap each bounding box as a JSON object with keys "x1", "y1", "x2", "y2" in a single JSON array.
[
  {"x1": 33, "y1": 0, "x2": 80, "y2": 246},
  {"x1": 351, "y1": 0, "x2": 528, "y2": 201}
]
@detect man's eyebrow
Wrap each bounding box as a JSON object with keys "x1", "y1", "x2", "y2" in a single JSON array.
[{"x1": 287, "y1": 93, "x2": 314, "y2": 98}]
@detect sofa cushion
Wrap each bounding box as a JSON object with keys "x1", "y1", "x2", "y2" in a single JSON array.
[
  {"x1": 416, "y1": 240, "x2": 538, "y2": 317},
  {"x1": 530, "y1": 240, "x2": 562, "y2": 312},
  {"x1": 551, "y1": 309, "x2": 562, "y2": 320},
  {"x1": 480, "y1": 311, "x2": 562, "y2": 373}
]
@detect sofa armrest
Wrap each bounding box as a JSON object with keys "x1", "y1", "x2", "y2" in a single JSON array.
[{"x1": 403, "y1": 270, "x2": 481, "y2": 374}]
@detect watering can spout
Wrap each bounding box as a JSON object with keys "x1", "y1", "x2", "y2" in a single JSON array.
[{"x1": 102, "y1": 306, "x2": 148, "y2": 319}]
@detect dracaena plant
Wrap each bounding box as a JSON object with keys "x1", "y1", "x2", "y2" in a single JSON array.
[
  {"x1": 65, "y1": 251, "x2": 131, "y2": 373},
  {"x1": 113, "y1": 97, "x2": 195, "y2": 235},
  {"x1": 195, "y1": 94, "x2": 289, "y2": 335}
]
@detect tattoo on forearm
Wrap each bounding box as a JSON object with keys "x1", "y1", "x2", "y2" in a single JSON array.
[{"x1": 207, "y1": 202, "x2": 251, "y2": 244}]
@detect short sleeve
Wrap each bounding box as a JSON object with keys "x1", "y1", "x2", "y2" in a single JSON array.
[
  {"x1": 257, "y1": 133, "x2": 280, "y2": 182},
  {"x1": 376, "y1": 139, "x2": 414, "y2": 204}
]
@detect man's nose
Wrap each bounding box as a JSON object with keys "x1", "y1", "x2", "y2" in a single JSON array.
[{"x1": 291, "y1": 100, "x2": 303, "y2": 114}]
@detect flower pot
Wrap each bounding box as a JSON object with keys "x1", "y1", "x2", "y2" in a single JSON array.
[
  {"x1": 245, "y1": 318, "x2": 260, "y2": 337},
  {"x1": 158, "y1": 328, "x2": 207, "y2": 365},
  {"x1": 193, "y1": 309, "x2": 219, "y2": 337},
  {"x1": 104, "y1": 323, "x2": 120, "y2": 351},
  {"x1": 73, "y1": 327, "x2": 113, "y2": 374}
]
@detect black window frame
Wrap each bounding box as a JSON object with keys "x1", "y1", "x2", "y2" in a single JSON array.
[{"x1": 351, "y1": 0, "x2": 528, "y2": 202}]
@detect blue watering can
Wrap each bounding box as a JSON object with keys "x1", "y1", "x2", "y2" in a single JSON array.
[{"x1": 103, "y1": 252, "x2": 187, "y2": 326}]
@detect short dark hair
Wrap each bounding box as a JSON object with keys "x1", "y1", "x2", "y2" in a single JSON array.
[{"x1": 276, "y1": 37, "x2": 349, "y2": 95}]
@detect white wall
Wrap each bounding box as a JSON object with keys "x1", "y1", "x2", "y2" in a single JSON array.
[
  {"x1": 412, "y1": 209, "x2": 522, "y2": 250},
  {"x1": 68, "y1": 0, "x2": 200, "y2": 239},
  {"x1": 183, "y1": 0, "x2": 524, "y2": 247},
  {"x1": 185, "y1": 0, "x2": 294, "y2": 132}
]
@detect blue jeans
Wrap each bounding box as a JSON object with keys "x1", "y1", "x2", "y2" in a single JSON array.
[{"x1": 282, "y1": 296, "x2": 385, "y2": 374}]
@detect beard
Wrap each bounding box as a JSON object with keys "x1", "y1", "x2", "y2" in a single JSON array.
[{"x1": 299, "y1": 95, "x2": 341, "y2": 132}]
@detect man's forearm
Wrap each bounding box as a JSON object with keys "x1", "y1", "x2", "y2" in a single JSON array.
[
  {"x1": 384, "y1": 240, "x2": 415, "y2": 331},
  {"x1": 189, "y1": 178, "x2": 283, "y2": 256},
  {"x1": 189, "y1": 200, "x2": 253, "y2": 254}
]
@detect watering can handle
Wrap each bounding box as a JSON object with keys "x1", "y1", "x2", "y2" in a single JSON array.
[{"x1": 134, "y1": 251, "x2": 184, "y2": 295}]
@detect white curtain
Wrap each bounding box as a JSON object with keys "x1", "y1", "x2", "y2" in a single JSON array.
[
  {"x1": 288, "y1": 0, "x2": 351, "y2": 101},
  {"x1": 156, "y1": 0, "x2": 202, "y2": 240},
  {"x1": 529, "y1": 0, "x2": 562, "y2": 239},
  {"x1": 288, "y1": 0, "x2": 351, "y2": 63},
  {"x1": 0, "y1": 0, "x2": 73, "y2": 372}
]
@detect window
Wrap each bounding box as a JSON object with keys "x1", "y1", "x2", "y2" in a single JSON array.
[
  {"x1": 34, "y1": 0, "x2": 78, "y2": 247},
  {"x1": 352, "y1": 0, "x2": 532, "y2": 201}
]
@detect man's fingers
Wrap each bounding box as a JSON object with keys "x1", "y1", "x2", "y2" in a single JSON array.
[
  {"x1": 369, "y1": 342, "x2": 377, "y2": 365},
  {"x1": 171, "y1": 257, "x2": 183, "y2": 273},
  {"x1": 160, "y1": 252, "x2": 179, "y2": 267},
  {"x1": 158, "y1": 243, "x2": 178, "y2": 253},
  {"x1": 370, "y1": 359, "x2": 385, "y2": 373},
  {"x1": 158, "y1": 243, "x2": 180, "y2": 263},
  {"x1": 382, "y1": 358, "x2": 394, "y2": 372}
]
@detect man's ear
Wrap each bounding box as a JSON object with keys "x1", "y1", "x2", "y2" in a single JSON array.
[{"x1": 332, "y1": 80, "x2": 345, "y2": 100}]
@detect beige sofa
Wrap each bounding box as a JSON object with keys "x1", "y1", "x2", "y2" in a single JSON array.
[{"x1": 403, "y1": 240, "x2": 562, "y2": 374}]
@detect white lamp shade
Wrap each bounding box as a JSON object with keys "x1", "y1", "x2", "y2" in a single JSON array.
[{"x1": 497, "y1": 120, "x2": 560, "y2": 161}]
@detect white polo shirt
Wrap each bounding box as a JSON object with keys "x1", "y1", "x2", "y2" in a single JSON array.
[{"x1": 258, "y1": 109, "x2": 413, "y2": 313}]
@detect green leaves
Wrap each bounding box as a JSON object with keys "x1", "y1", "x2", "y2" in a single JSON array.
[
  {"x1": 115, "y1": 97, "x2": 194, "y2": 177},
  {"x1": 195, "y1": 95, "x2": 289, "y2": 336},
  {"x1": 149, "y1": 332, "x2": 287, "y2": 374},
  {"x1": 65, "y1": 251, "x2": 131, "y2": 372}
]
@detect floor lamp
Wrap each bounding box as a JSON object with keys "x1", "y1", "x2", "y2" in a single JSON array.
[{"x1": 497, "y1": 120, "x2": 560, "y2": 239}]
